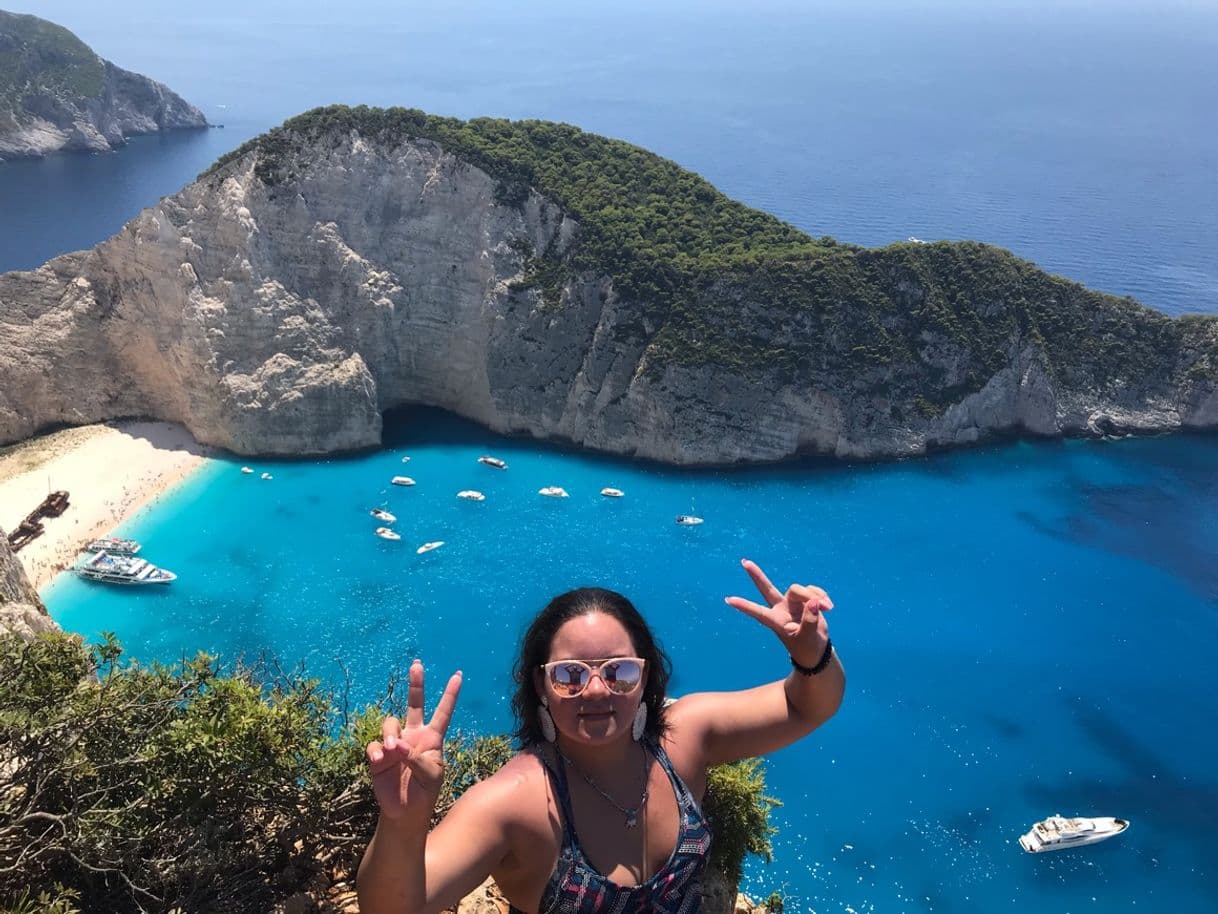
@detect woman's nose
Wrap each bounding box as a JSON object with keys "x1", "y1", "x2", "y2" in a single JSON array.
[{"x1": 583, "y1": 671, "x2": 612, "y2": 697}]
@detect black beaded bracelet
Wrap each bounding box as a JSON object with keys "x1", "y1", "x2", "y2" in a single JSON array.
[{"x1": 790, "y1": 638, "x2": 833, "y2": 676}]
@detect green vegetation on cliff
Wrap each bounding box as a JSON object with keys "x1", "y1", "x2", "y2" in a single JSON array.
[
  {"x1": 0, "y1": 11, "x2": 105, "y2": 118},
  {"x1": 207, "y1": 105, "x2": 1218, "y2": 405},
  {"x1": 0, "y1": 631, "x2": 780, "y2": 913}
]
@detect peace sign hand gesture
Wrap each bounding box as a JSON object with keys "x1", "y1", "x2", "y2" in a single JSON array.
[
  {"x1": 726, "y1": 559, "x2": 834, "y2": 667},
  {"x1": 366, "y1": 659, "x2": 463, "y2": 827}
]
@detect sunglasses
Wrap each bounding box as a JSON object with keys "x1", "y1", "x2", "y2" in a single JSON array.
[{"x1": 540, "y1": 657, "x2": 647, "y2": 697}]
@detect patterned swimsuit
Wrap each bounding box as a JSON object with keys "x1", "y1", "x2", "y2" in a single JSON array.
[{"x1": 510, "y1": 740, "x2": 713, "y2": 914}]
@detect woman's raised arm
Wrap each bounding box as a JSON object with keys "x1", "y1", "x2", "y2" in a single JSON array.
[
  {"x1": 671, "y1": 559, "x2": 845, "y2": 767},
  {"x1": 357, "y1": 660, "x2": 513, "y2": 914}
]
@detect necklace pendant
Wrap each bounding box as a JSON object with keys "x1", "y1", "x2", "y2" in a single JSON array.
[{"x1": 625, "y1": 813, "x2": 638, "y2": 828}]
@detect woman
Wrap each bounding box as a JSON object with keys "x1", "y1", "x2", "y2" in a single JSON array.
[{"x1": 358, "y1": 559, "x2": 844, "y2": 913}]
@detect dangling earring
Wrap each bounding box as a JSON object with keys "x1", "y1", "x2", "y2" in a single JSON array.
[
  {"x1": 538, "y1": 695, "x2": 557, "y2": 743},
  {"x1": 632, "y1": 702, "x2": 648, "y2": 741}
]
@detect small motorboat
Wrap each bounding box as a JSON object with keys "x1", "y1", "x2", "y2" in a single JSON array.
[
  {"x1": 240, "y1": 466, "x2": 254, "y2": 474},
  {"x1": 261, "y1": 472, "x2": 273, "y2": 480},
  {"x1": 370, "y1": 508, "x2": 396, "y2": 523},
  {"x1": 84, "y1": 537, "x2": 141, "y2": 555},
  {"x1": 457, "y1": 490, "x2": 485, "y2": 501},
  {"x1": 1019, "y1": 815, "x2": 1130, "y2": 853},
  {"x1": 400, "y1": 455, "x2": 411, "y2": 463},
  {"x1": 600, "y1": 487, "x2": 624, "y2": 498},
  {"x1": 676, "y1": 514, "x2": 704, "y2": 526},
  {"x1": 478, "y1": 456, "x2": 508, "y2": 469},
  {"x1": 375, "y1": 527, "x2": 401, "y2": 541},
  {"x1": 391, "y1": 476, "x2": 416, "y2": 486},
  {"x1": 417, "y1": 541, "x2": 445, "y2": 554},
  {"x1": 539, "y1": 486, "x2": 569, "y2": 498}
]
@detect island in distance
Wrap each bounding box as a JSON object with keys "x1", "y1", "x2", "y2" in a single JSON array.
[{"x1": 0, "y1": 9, "x2": 208, "y2": 160}]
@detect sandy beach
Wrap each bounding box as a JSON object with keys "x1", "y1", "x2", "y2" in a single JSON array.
[{"x1": 0, "y1": 421, "x2": 215, "y2": 592}]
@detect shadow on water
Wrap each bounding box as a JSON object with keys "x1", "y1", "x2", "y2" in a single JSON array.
[
  {"x1": 1022, "y1": 699, "x2": 1218, "y2": 905},
  {"x1": 1017, "y1": 434, "x2": 1218, "y2": 603}
]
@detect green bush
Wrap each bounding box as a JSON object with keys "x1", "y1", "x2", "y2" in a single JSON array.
[{"x1": 0, "y1": 632, "x2": 782, "y2": 912}]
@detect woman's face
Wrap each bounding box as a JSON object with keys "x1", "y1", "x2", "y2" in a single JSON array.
[{"x1": 536, "y1": 611, "x2": 647, "y2": 745}]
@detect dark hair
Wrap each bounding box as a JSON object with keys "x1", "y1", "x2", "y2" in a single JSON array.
[{"x1": 511, "y1": 587, "x2": 673, "y2": 747}]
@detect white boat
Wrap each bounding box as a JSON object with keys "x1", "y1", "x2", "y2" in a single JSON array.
[
  {"x1": 375, "y1": 527, "x2": 401, "y2": 541},
  {"x1": 370, "y1": 508, "x2": 396, "y2": 523},
  {"x1": 400, "y1": 455, "x2": 411, "y2": 463},
  {"x1": 478, "y1": 456, "x2": 508, "y2": 469},
  {"x1": 84, "y1": 537, "x2": 141, "y2": 555},
  {"x1": 240, "y1": 466, "x2": 254, "y2": 474},
  {"x1": 261, "y1": 472, "x2": 273, "y2": 480},
  {"x1": 457, "y1": 490, "x2": 485, "y2": 501},
  {"x1": 77, "y1": 551, "x2": 176, "y2": 585},
  {"x1": 600, "y1": 487, "x2": 624, "y2": 498},
  {"x1": 417, "y1": 540, "x2": 445, "y2": 554},
  {"x1": 1019, "y1": 815, "x2": 1130, "y2": 853},
  {"x1": 391, "y1": 476, "x2": 416, "y2": 486},
  {"x1": 676, "y1": 514, "x2": 704, "y2": 526},
  {"x1": 539, "y1": 486, "x2": 569, "y2": 498}
]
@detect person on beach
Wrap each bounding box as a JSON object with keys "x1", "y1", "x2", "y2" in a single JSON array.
[{"x1": 358, "y1": 559, "x2": 844, "y2": 914}]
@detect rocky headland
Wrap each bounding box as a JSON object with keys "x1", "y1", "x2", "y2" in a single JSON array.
[
  {"x1": 0, "y1": 104, "x2": 1215, "y2": 463},
  {"x1": 0, "y1": 9, "x2": 207, "y2": 160}
]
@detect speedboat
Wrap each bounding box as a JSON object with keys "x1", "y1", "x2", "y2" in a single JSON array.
[
  {"x1": 260, "y1": 472, "x2": 273, "y2": 480},
  {"x1": 375, "y1": 527, "x2": 400, "y2": 541},
  {"x1": 457, "y1": 490, "x2": 485, "y2": 501},
  {"x1": 400, "y1": 455, "x2": 411, "y2": 463},
  {"x1": 84, "y1": 537, "x2": 141, "y2": 555},
  {"x1": 600, "y1": 487, "x2": 624, "y2": 498},
  {"x1": 240, "y1": 466, "x2": 254, "y2": 474},
  {"x1": 417, "y1": 541, "x2": 445, "y2": 554},
  {"x1": 676, "y1": 515, "x2": 704, "y2": 526},
  {"x1": 370, "y1": 508, "x2": 396, "y2": 523},
  {"x1": 391, "y1": 476, "x2": 416, "y2": 486},
  {"x1": 478, "y1": 456, "x2": 508, "y2": 469},
  {"x1": 539, "y1": 486, "x2": 569, "y2": 498},
  {"x1": 77, "y1": 551, "x2": 176, "y2": 585},
  {"x1": 1019, "y1": 815, "x2": 1130, "y2": 853}
]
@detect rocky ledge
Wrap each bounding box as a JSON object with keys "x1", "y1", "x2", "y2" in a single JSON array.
[
  {"x1": 0, "y1": 10, "x2": 207, "y2": 160},
  {"x1": 0, "y1": 105, "x2": 1214, "y2": 463}
]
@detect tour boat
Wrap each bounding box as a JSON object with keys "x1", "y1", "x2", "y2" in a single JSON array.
[
  {"x1": 457, "y1": 490, "x2": 485, "y2": 501},
  {"x1": 600, "y1": 487, "x2": 624, "y2": 498},
  {"x1": 84, "y1": 537, "x2": 141, "y2": 555},
  {"x1": 240, "y1": 466, "x2": 254, "y2": 474},
  {"x1": 1019, "y1": 815, "x2": 1130, "y2": 853},
  {"x1": 417, "y1": 541, "x2": 445, "y2": 554},
  {"x1": 77, "y1": 552, "x2": 176, "y2": 585},
  {"x1": 375, "y1": 527, "x2": 400, "y2": 541},
  {"x1": 370, "y1": 508, "x2": 396, "y2": 523},
  {"x1": 676, "y1": 514, "x2": 704, "y2": 526},
  {"x1": 391, "y1": 476, "x2": 416, "y2": 486},
  {"x1": 477, "y1": 456, "x2": 508, "y2": 469},
  {"x1": 539, "y1": 486, "x2": 569, "y2": 498}
]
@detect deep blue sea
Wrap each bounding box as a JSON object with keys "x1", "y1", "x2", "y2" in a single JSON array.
[{"x1": 7, "y1": 0, "x2": 1218, "y2": 911}]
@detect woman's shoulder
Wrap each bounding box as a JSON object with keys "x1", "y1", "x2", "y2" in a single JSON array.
[{"x1": 456, "y1": 746, "x2": 554, "y2": 826}]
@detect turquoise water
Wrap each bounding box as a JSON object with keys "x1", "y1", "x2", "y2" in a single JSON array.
[{"x1": 45, "y1": 410, "x2": 1218, "y2": 912}]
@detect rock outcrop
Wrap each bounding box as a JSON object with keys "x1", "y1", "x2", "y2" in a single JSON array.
[
  {"x1": 0, "y1": 524, "x2": 56, "y2": 638},
  {"x1": 0, "y1": 10, "x2": 207, "y2": 160},
  {"x1": 0, "y1": 106, "x2": 1215, "y2": 463}
]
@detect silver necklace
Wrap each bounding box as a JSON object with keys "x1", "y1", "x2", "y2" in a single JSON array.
[{"x1": 556, "y1": 744, "x2": 650, "y2": 828}]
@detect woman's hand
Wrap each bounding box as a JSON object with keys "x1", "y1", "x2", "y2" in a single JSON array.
[
  {"x1": 726, "y1": 559, "x2": 833, "y2": 667},
  {"x1": 366, "y1": 659, "x2": 463, "y2": 826}
]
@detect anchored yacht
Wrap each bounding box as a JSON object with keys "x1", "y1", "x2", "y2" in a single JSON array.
[
  {"x1": 375, "y1": 527, "x2": 401, "y2": 541},
  {"x1": 478, "y1": 456, "x2": 507, "y2": 469},
  {"x1": 676, "y1": 515, "x2": 704, "y2": 526},
  {"x1": 601, "y1": 487, "x2": 624, "y2": 498},
  {"x1": 391, "y1": 476, "x2": 416, "y2": 486},
  {"x1": 77, "y1": 552, "x2": 176, "y2": 585},
  {"x1": 539, "y1": 486, "x2": 569, "y2": 498},
  {"x1": 84, "y1": 537, "x2": 141, "y2": 555},
  {"x1": 1019, "y1": 815, "x2": 1129, "y2": 853},
  {"x1": 457, "y1": 490, "x2": 485, "y2": 501},
  {"x1": 370, "y1": 508, "x2": 396, "y2": 523}
]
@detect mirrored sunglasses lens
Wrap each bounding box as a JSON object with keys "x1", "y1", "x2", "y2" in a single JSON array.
[
  {"x1": 603, "y1": 659, "x2": 642, "y2": 693},
  {"x1": 551, "y1": 663, "x2": 590, "y2": 696}
]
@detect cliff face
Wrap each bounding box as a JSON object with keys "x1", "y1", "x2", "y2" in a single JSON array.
[
  {"x1": 0, "y1": 10, "x2": 207, "y2": 160},
  {"x1": 0, "y1": 525, "x2": 55, "y2": 638},
  {"x1": 0, "y1": 109, "x2": 1215, "y2": 463}
]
